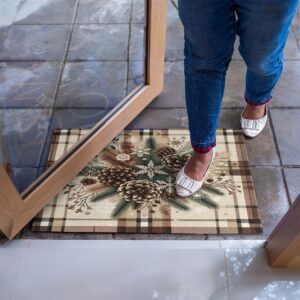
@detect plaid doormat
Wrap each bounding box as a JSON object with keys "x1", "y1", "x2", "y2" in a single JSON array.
[{"x1": 31, "y1": 129, "x2": 263, "y2": 234}]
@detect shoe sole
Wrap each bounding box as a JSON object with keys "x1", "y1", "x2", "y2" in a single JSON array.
[{"x1": 241, "y1": 127, "x2": 265, "y2": 139}]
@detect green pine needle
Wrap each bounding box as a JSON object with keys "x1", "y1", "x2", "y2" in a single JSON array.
[
  {"x1": 201, "y1": 185, "x2": 225, "y2": 196},
  {"x1": 131, "y1": 201, "x2": 144, "y2": 210},
  {"x1": 167, "y1": 198, "x2": 190, "y2": 211},
  {"x1": 79, "y1": 166, "x2": 103, "y2": 177},
  {"x1": 91, "y1": 188, "x2": 118, "y2": 202},
  {"x1": 188, "y1": 194, "x2": 219, "y2": 209},
  {"x1": 111, "y1": 199, "x2": 131, "y2": 218},
  {"x1": 150, "y1": 154, "x2": 162, "y2": 165},
  {"x1": 135, "y1": 173, "x2": 149, "y2": 181},
  {"x1": 145, "y1": 137, "x2": 156, "y2": 151},
  {"x1": 151, "y1": 172, "x2": 170, "y2": 182},
  {"x1": 177, "y1": 144, "x2": 193, "y2": 155}
]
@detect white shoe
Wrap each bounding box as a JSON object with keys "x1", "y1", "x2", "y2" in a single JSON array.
[
  {"x1": 240, "y1": 102, "x2": 268, "y2": 138},
  {"x1": 175, "y1": 147, "x2": 216, "y2": 197}
]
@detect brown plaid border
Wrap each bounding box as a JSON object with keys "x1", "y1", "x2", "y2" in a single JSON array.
[{"x1": 31, "y1": 128, "x2": 263, "y2": 235}]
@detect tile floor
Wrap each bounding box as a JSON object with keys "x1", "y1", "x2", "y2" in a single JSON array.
[
  {"x1": 1, "y1": 2, "x2": 300, "y2": 298},
  {"x1": 0, "y1": 0, "x2": 145, "y2": 186},
  {"x1": 1, "y1": 239, "x2": 300, "y2": 300},
  {"x1": 0, "y1": 1, "x2": 299, "y2": 243}
]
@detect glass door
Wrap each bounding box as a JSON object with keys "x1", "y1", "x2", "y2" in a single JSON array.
[
  {"x1": 0, "y1": 0, "x2": 146, "y2": 194},
  {"x1": 0, "y1": 0, "x2": 167, "y2": 239}
]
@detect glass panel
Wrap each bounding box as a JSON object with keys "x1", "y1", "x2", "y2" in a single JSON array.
[{"x1": 0, "y1": 0, "x2": 146, "y2": 194}]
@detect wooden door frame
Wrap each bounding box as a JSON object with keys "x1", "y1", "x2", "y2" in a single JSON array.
[
  {"x1": 0, "y1": 0, "x2": 168, "y2": 240},
  {"x1": 266, "y1": 194, "x2": 300, "y2": 268}
]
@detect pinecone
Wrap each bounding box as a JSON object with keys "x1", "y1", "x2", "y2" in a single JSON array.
[
  {"x1": 120, "y1": 141, "x2": 135, "y2": 154},
  {"x1": 97, "y1": 166, "x2": 136, "y2": 187},
  {"x1": 156, "y1": 146, "x2": 176, "y2": 158},
  {"x1": 79, "y1": 166, "x2": 101, "y2": 177},
  {"x1": 161, "y1": 154, "x2": 191, "y2": 171},
  {"x1": 80, "y1": 177, "x2": 97, "y2": 186},
  {"x1": 163, "y1": 190, "x2": 177, "y2": 200},
  {"x1": 117, "y1": 179, "x2": 162, "y2": 204}
]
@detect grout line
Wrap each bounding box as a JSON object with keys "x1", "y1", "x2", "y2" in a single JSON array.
[
  {"x1": 249, "y1": 165, "x2": 300, "y2": 168},
  {"x1": 142, "y1": 107, "x2": 300, "y2": 110},
  {"x1": 125, "y1": 0, "x2": 133, "y2": 96},
  {"x1": 0, "y1": 107, "x2": 111, "y2": 110},
  {"x1": 9, "y1": 166, "x2": 39, "y2": 170},
  {"x1": 128, "y1": 106, "x2": 300, "y2": 110},
  {"x1": 223, "y1": 250, "x2": 232, "y2": 300},
  {"x1": 145, "y1": 106, "x2": 300, "y2": 109},
  {"x1": 2, "y1": 58, "x2": 300, "y2": 63},
  {"x1": 36, "y1": 0, "x2": 81, "y2": 170},
  {"x1": 267, "y1": 111, "x2": 283, "y2": 161},
  {"x1": 292, "y1": 25, "x2": 300, "y2": 51},
  {"x1": 268, "y1": 106, "x2": 300, "y2": 109},
  {"x1": 170, "y1": 0, "x2": 178, "y2": 10},
  {"x1": 11, "y1": 22, "x2": 144, "y2": 26},
  {"x1": 268, "y1": 110, "x2": 293, "y2": 206},
  {"x1": 9, "y1": 250, "x2": 23, "y2": 300},
  {"x1": 281, "y1": 168, "x2": 294, "y2": 205},
  {"x1": 0, "y1": 59, "x2": 139, "y2": 63},
  {"x1": 3, "y1": 106, "x2": 300, "y2": 110},
  {"x1": 17, "y1": 239, "x2": 224, "y2": 249}
]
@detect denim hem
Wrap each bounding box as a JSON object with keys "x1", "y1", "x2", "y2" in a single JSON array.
[
  {"x1": 191, "y1": 137, "x2": 216, "y2": 154},
  {"x1": 244, "y1": 95, "x2": 272, "y2": 106}
]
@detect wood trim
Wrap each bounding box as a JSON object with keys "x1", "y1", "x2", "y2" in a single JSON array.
[
  {"x1": 146, "y1": 0, "x2": 166, "y2": 91},
  {"x1": 0, "y1": 0, "x2": 167, "y2": 240},
  {"x1": 266, "y1": 194, "x2": 300, "y2": 268},
  {"x1": 0, "y1": 165, "x2": 23, "y2": 237}
]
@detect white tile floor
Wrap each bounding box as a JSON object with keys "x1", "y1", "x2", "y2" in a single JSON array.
[{"x1": 1, "y1": 240, "x2": 300, "y2": 300}]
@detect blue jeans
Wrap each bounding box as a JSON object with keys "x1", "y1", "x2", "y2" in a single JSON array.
[{"x1": 178, "y1": 0, "x2": 299, "y2": 153}]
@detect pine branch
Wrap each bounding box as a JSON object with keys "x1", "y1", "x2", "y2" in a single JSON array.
[
  {"x1": 145, "y1": 137, "x2": 156, "y2": 151},
  {"x1": 131, "y1": 201, "x2": 144, "y2": 210},
  {"x1": 90, "y1": 188, "x2": 118, "y2": 202},
  {"x1": 188, "y1": 194, "x2": 219, "y2": 209},
  {"x1": 151, "y1": 172, "x2": 171, "y2": 182},
  {"x1": 79, "y1": 166, "x2": 102, "y2": 177},
  {"x1": 150, "y1": 153, "x2": 162, "y2": 165},
  {"x1": 167, "y1": 198, "x2": 190, "y2": 211},
  {"x1": 177, "y1": 144, "x2": 193, "y2": 155},
  {"x1": 134, "y1": 155, "x2": 147, "y2": 166},
  {"x1": 160, "y1": 205, "x2": 171, "y2": 217},
  {"x1": 201, "y1": 185, "x2": 225, "y2": 196},
  {"x1": 120, "y1": 140, "x2": 135, "y2": 153},
  {"x1": 111, "y1": 199, "x2": 131, "y2": 218},
  {"x1": 135, "y1": 173, "x2": 149, "y2": 181}
]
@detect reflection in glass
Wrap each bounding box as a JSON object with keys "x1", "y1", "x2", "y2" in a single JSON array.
[{"x1": 0, "y1": 0, "x2": 146, "y2": 194}]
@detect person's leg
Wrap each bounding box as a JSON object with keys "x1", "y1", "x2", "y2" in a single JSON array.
[
  {"x1": 178, "y1": 0, "x2": 236, "y2": 154},
  {"x1": 236, "y1": 0, "x2": 299, "y2": 116},
  {"x1": 177, "y1": 0, "x2": 236, "y2": 182}
]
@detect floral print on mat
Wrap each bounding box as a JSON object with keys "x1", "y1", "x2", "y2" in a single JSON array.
[
  {"x1": 62, "y1": 133, "x2": 242, "y2": 218},
  {"x1": 31, "y1": 129, "x2": 263, "y2": 234}
]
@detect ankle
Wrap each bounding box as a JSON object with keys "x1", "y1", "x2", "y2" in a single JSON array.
[
  {"x1": 192, "y1": 149, "x2": 213, "y2": 162},
  {"x1": 242, "y1": 103, "x2": 266, "y2": 119},
  {"x1": 184, "y1": 149, "x2": 214, "y2": 180}
]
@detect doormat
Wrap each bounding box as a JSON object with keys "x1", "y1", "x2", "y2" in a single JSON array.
[{"x1": 31, "y1": 129, "x2": 263, "y2": 234}]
